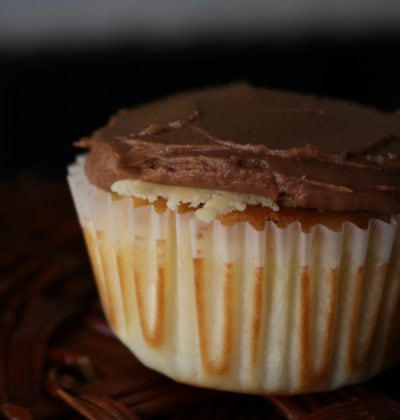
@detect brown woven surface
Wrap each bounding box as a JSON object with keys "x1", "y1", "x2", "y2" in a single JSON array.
[{"x1": 0, "y1": 174, "x2": 399, "y2": 419}]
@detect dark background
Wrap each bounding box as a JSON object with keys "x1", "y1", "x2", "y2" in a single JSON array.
[{"x1": 1, "y1": 35, "x2": 400, "y2": 178}]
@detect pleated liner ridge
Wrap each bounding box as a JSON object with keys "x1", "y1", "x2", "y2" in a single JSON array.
[{"x1": 68, "y1": 156, "x2": 400, "y2": 395}]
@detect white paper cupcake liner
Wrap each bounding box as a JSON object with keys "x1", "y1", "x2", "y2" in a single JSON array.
[{"x1": 68, "y1": 156, "x2": 400, "y2": 394}]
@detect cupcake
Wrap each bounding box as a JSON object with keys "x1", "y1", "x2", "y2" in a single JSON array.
[{"x1": 68, "y1": 83, "x2": 400, "y2": 394}]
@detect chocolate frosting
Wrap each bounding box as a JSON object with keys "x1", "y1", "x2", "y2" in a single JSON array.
[{"x1": 77, "y1": 83, "x2": 400, "y2": 213}]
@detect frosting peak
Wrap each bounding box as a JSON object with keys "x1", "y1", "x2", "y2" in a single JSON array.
[{"x1": 76, "y1": 83, "x2": 400, "y2": 213}]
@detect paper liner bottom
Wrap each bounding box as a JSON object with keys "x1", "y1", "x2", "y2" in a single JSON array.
[{"x1": 68, "y1": 157, "x2": 400, "y2": 394}]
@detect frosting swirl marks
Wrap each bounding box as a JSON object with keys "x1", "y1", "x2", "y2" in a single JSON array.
[{"x1": 76, "y1": 83, "x2": 400, "y2": 213}]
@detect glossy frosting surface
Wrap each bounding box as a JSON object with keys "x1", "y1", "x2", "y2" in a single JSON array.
[{"x1": 77, "y1": 83, "x2": 400, "y2": 213}]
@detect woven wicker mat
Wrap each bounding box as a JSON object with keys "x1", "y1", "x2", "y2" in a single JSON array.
[{"x1": 0, "y1": 174, "x2": 399, "y2": 419}]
